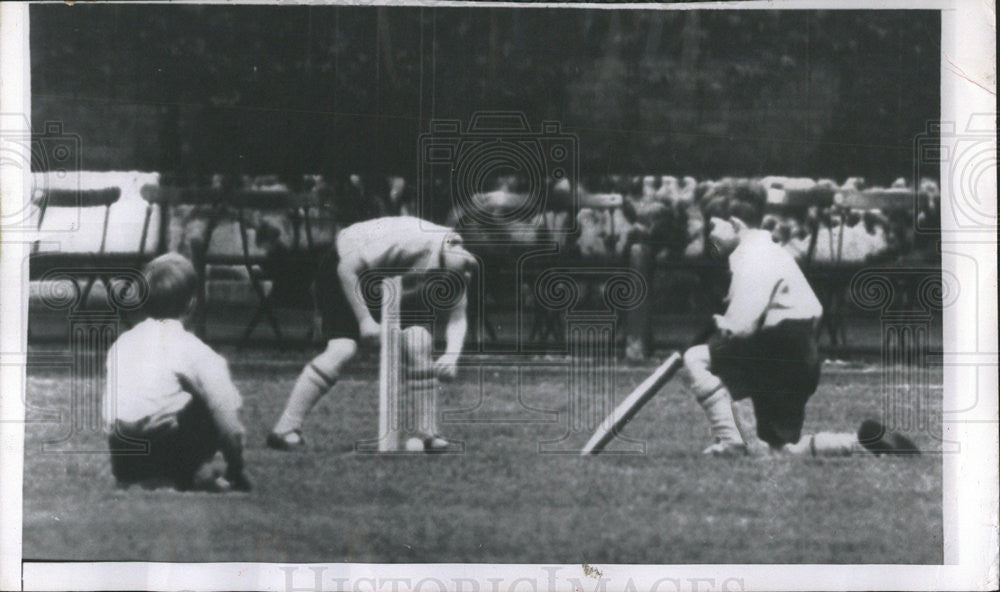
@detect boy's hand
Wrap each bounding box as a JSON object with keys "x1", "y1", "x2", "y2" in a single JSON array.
[
  {"x1": 434, "y1": 353, "x2": 459, "y2": 382},
  {"x1": 712, "y1": 314, "x2": 734, "y2": 338},
  {"x1": 225, "y1": 467, "x2": 253, "y2": 492},
  {"x1": 359, "y1": 317, "x2": 381, "y2": 347}
]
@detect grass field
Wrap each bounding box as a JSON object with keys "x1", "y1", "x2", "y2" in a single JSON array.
[{"x1": 22, "y1": 350, "x2": 942, "y2": 564}]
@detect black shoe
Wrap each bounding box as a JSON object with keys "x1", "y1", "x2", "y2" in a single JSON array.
[
  {"x1": 267, "y1": 429, "x2": 305, "y2": 451},
  {"x1": 423, "y1": 435, "x2": 451, "y2": 453},
  {"x1": 857, "y1": 420, "x2": 921, "y2": 456}
]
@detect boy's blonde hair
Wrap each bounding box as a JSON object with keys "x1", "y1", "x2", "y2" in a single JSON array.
[{"x1": 142, "y1": 253, "x2": 198, "y2": 319}]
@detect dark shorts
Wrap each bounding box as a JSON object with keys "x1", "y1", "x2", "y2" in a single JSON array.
[
  {"x1": 312, "y1": 248, "x2": 436, "y2": 341},
  {"x1": 708, "y1": 319, "x2": 821, "y2": 447},
  {"x1": 108, "y1": 397, "x2": 220, "y2": 490}
]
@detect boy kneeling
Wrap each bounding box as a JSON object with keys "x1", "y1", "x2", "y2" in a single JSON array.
[
  {"x1": 683, "y1": 181, "x2": 919, "y2": 457},
  {"x1": 105, "y1": 253, "x2": 252, "y2": 491}
]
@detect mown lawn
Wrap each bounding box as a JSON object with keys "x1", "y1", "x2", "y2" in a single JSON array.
[{"x1": 22, "y1": 352, "x2": 942, "y2": 564}]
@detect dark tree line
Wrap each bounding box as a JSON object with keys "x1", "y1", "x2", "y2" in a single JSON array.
[{"x1": 32, "y1": 6, "x2": 939, "y2": 189}]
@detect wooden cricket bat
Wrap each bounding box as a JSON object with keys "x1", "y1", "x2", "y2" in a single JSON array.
[{"x1": 580, "y1": 351, "x2": 684, "y2": 455}]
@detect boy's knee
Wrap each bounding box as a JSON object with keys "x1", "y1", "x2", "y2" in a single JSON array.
[
  {"x1": 327, "y1": 338, "x2": 358, "y2": 359},
  {"x1": 312, "y1": 338, "x2": 358, "y2": 380},
  {"x1": 683, "y1": 345, "x2": 710, "y2": 372},
  {"x1": 683, "y1": 344, "x2": 722, "y2": 398}
]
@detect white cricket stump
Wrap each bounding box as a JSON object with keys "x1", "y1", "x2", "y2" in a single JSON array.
[
  {"x1": 357, "y1": 276, "x2": 459, "y2": 455},
  {"x1": 355, "y1": 276, "x2": 405, "y2": 454},
  {"x1": 378, "y1": 276, "x2": 404, "y2": 452}
]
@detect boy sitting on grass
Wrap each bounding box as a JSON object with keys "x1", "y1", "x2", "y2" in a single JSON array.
[
  {"x1": 105, "y1": 253, "x2": 252, "y2": 491},
  {"x1": 683, "y1": 180, "x2": 920, "y2": 457}
]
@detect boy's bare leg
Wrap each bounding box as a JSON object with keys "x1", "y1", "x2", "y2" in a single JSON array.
[
  {"x1": 270, "y1": 338, "x2": 358, "y2": 448},
  {"x1": 730, "y1": 397, "x2": 771, "y2": 456}
]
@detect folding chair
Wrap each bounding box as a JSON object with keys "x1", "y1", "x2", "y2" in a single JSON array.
[
  {"x1": 138, "y1": 183, "x2": 170, "y2": 261},
  {"x1": 31, "y1": 187, "x2": 122, "y2": 304},
  {"x1": 30, "y1": 184, "x2": 172, "y2": 343},
  {"x1": 259, "y1": 180, "x2": 343, "y2": 344},
  {"x1": 135, "y1": 185, "x2": 208, "y2": 337},
  {"x1": 231, "y1": 187, "x2": 318, "y2": 347},
  {"x1": 288, "y1": 188, "x2": 334, "y2": 344}
]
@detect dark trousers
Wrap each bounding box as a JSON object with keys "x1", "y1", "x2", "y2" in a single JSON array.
[
  {"x1": 108, "y1": 397, "x2": 220, "y2": 490},
  {"x1": 709, "y1": 319, "x2": 821, "y2": 447}
]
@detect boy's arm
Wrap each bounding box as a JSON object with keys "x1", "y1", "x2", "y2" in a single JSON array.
[
  {"x1": 336, "y1": 253, "x2": 378, "y2": 337},
  {"x1": 336, "y1": 226, "x2": 381, "y2": 344},
  {"x1": 435, "y1": 291, "x2": 468, "y2": 381},
  {"x1": 716, "y1": 265, "x2": 774, "y2": 338},
  {"x1": 184, "y1": 346, "x2": 250, "y2": 489}
]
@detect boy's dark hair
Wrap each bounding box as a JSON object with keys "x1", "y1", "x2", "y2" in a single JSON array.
[
  {"x1": 700, "y1": 178, "x2": 767, "y2": 228},
  {"x1": 142, "y1": 253, "x2": 198, "y2": 319}
]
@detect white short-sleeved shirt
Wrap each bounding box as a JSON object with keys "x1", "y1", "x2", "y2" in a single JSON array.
[
  {"x1": 104, "y1": 318, "x2": 241, "y2": 427},
  {"x1": 719, "y1": 229, "x2": 823, "y2": 338},
  {"x1": 335, "y1": 216, "x2": 455, "y2": 275}
]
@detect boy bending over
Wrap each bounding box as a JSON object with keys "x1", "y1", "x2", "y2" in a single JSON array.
[
  {"x1": 268, "y1": 216, "x2": 476, "y2": 452},
  {"x1": 683, "y1": 181, "x2": 919, "y2": 457},
  {"x1": 105, "y1": 253, "x2": 252, "y2": 491}
]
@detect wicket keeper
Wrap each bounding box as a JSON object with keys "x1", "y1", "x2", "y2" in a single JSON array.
[
  {"x1": 268, "y1": 216, "x2": 476, "y2": 452},
  {"x1": 105, "y1": 253, "x2": 252, "y2": 492},
  {"x1": 683, "y1": 181, "x2": 919, "y2": 457}
]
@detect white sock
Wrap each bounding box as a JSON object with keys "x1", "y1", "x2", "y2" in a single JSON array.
[
  {"x1": 783, "y1": 432, "x2": 864, "y2": 457},
  {"x1": 273, "y1": 363, "x2": 335, "y2": 434},
  {"x1": 698, "y1": 387, "x2": 742, "y2": 444}
]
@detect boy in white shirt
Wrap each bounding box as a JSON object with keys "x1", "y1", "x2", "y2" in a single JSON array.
[
  {"x1": 106, "y1": 253, "x2": 251, "y2": 491},
  {"x1": 268, "y1": 216, "x2": 476, "y2": 452},
  {"x1": 683, "y1": 181, "x2": 919, "y2": 457}
]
